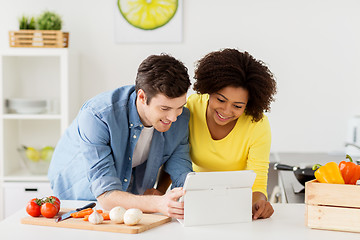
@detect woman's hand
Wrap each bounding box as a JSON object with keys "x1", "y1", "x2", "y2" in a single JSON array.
[
  {"x1": 252, "y1": 199, "x2": 274, "y2": 219},
  {"x1": 252, "y1": 192, "x2": 274, "y2": 220}
]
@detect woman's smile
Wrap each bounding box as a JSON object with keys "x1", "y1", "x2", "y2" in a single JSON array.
[{"x1": 216, "y1": 111, "x2": 233, "y2": 121}]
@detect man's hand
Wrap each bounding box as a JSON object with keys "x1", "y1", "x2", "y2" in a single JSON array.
[{"x1": 157, "y1": 187, "x2": 185, "y2": 219}]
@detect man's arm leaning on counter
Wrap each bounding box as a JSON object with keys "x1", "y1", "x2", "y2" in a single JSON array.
[{"x1": 97, "y1": 188, "x2": 185, "y2": 219}]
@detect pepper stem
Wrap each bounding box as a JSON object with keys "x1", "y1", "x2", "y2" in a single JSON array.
[
  {"x1": 346, "y1": 154, "x2": 353, "y2": 163},
  {"x1": 312, "y1": 164, "x2": 322, "y2": 170}
]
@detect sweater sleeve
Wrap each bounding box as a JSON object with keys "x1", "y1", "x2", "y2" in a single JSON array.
[{"x1": 246, "y1": 115, "x2": 271, "y2": 198}]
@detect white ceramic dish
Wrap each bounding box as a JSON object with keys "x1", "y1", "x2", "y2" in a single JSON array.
[{"x1": 6, "y1": 98, "x2": 47, "y2": 114}]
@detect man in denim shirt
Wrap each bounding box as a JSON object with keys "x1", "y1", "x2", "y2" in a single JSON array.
[{"x1": 48, "y1": 54, "x2": 193, "y2": 219}]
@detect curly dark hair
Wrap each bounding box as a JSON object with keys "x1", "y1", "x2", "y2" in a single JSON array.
[
  {"x1": 193, "y1": 49, "x2": 277, "y2": 122},
  {"x1": 135, "y1": 53, "x2": 191, "y2": 104}
]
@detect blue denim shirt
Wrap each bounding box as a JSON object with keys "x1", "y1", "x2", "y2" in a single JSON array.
[{"x1": 48, "y1": 85, "x2": 193, "y2": 200}]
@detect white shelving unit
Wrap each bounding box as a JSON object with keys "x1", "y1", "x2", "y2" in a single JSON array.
[{"x1": 0, "y1": 48, "x2": 78, "y2": 220}]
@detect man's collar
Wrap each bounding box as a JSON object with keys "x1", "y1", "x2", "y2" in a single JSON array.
[{"x1": 128, "y1": 91, "x2": 144, "y2": 129}]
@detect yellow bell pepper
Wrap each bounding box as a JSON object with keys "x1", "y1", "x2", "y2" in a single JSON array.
[{"x1": 313, "y1": 162, "x2": 345, "y2": 184}]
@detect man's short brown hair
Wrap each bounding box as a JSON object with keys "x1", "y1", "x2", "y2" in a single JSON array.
[{"x1": 135, "y1": 54, "x2": 191, "y2": 104}]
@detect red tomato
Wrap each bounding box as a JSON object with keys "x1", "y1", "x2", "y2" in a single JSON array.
[
  {"x1": 48, "y1": 196, "x2": 61, "y2": 212},
  {"x1": 49, "y1": 196, "x2": 60, "y2": 204},
  {"x1": 30, "y1": 198, "x2": 44, "y2": 205},
  {"x1": 54, "y1": 203, "x2": 60, "y2": 213},
  {"x1": 26, "y1": 200, "x2": 41, "y2": 217},
  {"x1": 40, "y1": 202, "x2": 58, "y2": 218}
]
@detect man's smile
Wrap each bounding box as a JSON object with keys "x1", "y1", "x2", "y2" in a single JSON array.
[{"x1": 161, "y1": 119, "x2": 171, "y2": 125}]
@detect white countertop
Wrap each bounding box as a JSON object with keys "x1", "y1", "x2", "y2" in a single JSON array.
[{"x1": 1, "y1": 200, "x2": 359, "y2": 239}]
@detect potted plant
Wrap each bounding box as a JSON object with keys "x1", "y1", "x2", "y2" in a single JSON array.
[
  {"x1": 9, "y1": 10, "x2": 69, "y2": 48},
  {"x1": 37, "y1": 11, "x2": 62, "y2": 30},
  {"x1": 19, "y1": 15, "x2": 36, "y2": 30}
]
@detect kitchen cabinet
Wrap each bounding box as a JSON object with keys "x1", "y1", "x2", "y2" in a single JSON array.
[
  {"x1": 0, "y1": 48, "x2": 78, "y2": 220},
  {"x1": 3, "y1": 182, "x2": 53, "y2": 218}
]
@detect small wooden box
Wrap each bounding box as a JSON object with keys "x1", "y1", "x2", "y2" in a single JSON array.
[
  {"x1": 9, "y1": 30, "x2": 69, "y2": 48},
  {"x1": 305, "y1": 179, "x2": 360, "y2": 233}
]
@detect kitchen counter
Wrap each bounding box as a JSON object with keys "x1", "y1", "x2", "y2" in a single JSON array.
[{"x1": 1, "y1": 200, "x2": 359, "y2": 239}]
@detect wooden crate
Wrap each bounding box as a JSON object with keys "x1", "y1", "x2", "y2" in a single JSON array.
[
  {"x1": 9, "y1": 30, "x2": 69, "y2": 48},
  {"x1": 305, "y1": 179, "x2": 360, "y2": 233}
]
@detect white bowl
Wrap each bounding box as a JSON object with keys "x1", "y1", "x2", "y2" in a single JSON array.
[{"x1": 6, "y1": 98, "x2": 47, "y2": 114}]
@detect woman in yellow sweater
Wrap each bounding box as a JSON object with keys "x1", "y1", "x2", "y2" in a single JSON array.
[{"x1": 186, "y1": 49, "x2": 277, "y2": 219}]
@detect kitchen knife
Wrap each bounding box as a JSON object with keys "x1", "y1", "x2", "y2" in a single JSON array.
[{"x1": 55, "y1": 202, "x2": 96, "y2": 222}]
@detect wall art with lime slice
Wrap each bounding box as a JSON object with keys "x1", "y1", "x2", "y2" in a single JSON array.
[{"x1": 118, "y1": 0, "x2": 178, "y2": 30}]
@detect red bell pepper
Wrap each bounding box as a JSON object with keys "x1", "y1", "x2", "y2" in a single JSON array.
[{"x1": 339, "y1": 155, "x2": 360, "y2": 185}]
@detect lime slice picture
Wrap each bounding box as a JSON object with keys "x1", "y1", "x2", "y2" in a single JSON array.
[{"x1": 118, "y1": 0, "x2": 178, "y2": 30}]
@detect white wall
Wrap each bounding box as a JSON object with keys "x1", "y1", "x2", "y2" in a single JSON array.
[{"x1": 1, "y1": 0, "x2": 360, "y2": 153}]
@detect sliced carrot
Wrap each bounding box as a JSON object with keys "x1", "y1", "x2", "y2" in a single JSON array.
[
  {"x1": 102, "y1": 212, "x2": 110, "y2": 220},
  {"x1": 83, "y1": 212, "x2": 109, "y2": 221},
  {"x1": 71, "y1": 208, "x2": 103, "y2": 218},
  {"x1": 71, "y1": 208, "x2": 94, "y2": 218}
]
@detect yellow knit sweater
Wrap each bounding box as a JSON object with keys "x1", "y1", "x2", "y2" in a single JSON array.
[{"x1": 186, "y1": 94, "x2": 271, "y2": 197}]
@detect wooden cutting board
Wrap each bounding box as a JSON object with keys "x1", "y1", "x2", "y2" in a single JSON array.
[{"x1": 21, "y1": 209, "x2": 171, "y2": 234}]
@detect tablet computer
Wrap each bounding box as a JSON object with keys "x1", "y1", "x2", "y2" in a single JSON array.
[{"x1": 178, "y1": 170, "x2": 256, "y2": 226}]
